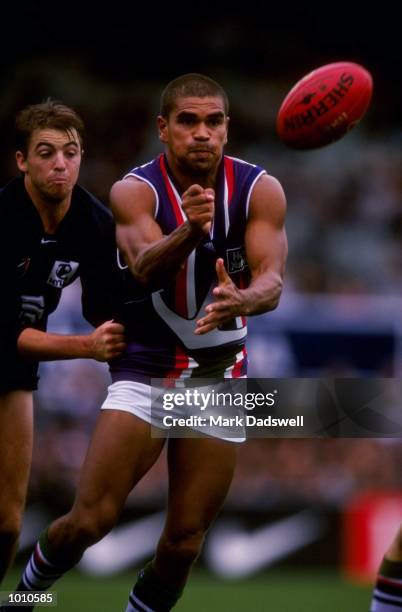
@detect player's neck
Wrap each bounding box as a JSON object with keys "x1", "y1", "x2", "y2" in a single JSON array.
[
  {"x1": 165, "y1": 154, "x2": 218, "y2": 192},
  {"x1": 24, "y1": 176, "x2": 72, "y2": 234}
]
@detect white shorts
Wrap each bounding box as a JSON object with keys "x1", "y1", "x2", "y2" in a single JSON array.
[{"x1": 101, "y1": 380, "x2": 246, "y2": 443}]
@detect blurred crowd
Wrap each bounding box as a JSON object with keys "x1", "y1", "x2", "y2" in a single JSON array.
[{"x1": 29, "y1": 384, "x2": 402, "y2": 512}]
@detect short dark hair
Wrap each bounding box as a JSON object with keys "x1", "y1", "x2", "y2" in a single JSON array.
[
  {"x1": 15, "y1": 99, "x2": 85, "y2": 155},
  {"x1": 160, "y1": 73, "x2": 229, "y2": 118}
]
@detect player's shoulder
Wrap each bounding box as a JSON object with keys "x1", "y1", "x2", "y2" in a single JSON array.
[
  {"x1": 124, "y1": 156, "x2": 160, "y2": 180},
  {"x1": 249, "y1": 173, "x2": 287, "y2": 220},
  {"x1": 109, "y1": 176, "x2": 155, "y2": 213},
  {"x1": 254, "y1": 172, "x2": 285, "y2": 194},
  {"x1": 226, "y1": 155, "x2": 284, "y2": 197},
  {"x1": 226, "y1": 155, "x2": 265, "y2": 174}
]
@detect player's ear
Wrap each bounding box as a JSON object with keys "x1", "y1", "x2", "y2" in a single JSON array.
[
  {"x1": 157, "y1": 115, "x2": 168, "y2": 143},
  {"x1": 16, "y1": 151, "x2": 27, "y2": 173}
]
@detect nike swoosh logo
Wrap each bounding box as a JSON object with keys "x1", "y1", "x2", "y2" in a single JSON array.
[
  {"x1": 41, "y1": 238, "x2": 57, "y2": 244},
  {"x1": 204, "y1": 510, "x2": 327, "y2": 578},
  {"x1": 77, "y1": 510, "x2": 325, "y2": 577},
  {"x1": 79, "y1": 512, "x2": 165, "y2": 575}
]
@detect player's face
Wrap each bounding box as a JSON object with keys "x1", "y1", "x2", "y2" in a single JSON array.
[
  {"x1": 16, "y1": 128, "x2": 82, "y2": 202},
  {"x1": 158, "y1": 96, "x2": 229, "y2": 174}
]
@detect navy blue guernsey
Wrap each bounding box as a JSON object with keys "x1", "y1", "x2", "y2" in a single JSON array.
[
  {"x1": 0, "y1": 176, "x2": 122, "y2": 391},
  {"x1": 111, "y1": 154, "x2": 265, "y2": 383}
]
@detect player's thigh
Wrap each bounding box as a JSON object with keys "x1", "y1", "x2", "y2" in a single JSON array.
[
  {"x1": 72, "y1": 409, "x2": 166, "y2": 514},
  {"x1": 0, "y1": 391, "x2": 33, "y2": 512},
  {"x1": 166, "y1": 436, "x2": 238, "y2": 529}
]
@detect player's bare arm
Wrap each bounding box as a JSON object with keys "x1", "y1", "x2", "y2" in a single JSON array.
[
  {"x1": 196, "y1": 174, "x2": 287, "y2": 335},
  {"x1": 110, "y1": 178, "x2": 214, "y2": 287},
  {"x1": 17, "y1": 320, "x2": 126, "y2": 362}
]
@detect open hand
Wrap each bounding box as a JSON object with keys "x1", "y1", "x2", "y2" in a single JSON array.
[{"x1": 195, "y1": 259, "x2": 246, "y2": 335}]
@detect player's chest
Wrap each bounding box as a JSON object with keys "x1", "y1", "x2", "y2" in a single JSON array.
[{"x1": 15, "y1": 233, "x2": 84, "y2": 290}]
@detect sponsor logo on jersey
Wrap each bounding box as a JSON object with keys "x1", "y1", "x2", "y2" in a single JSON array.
[
  {"x1": 226, "y1": 247, "x2": 247, "y2": 274},
  {"x1": 47, "y1": 260, "x2": 79, "y2": 288}
]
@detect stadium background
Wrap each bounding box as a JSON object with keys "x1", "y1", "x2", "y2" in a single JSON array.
[{"x1": 1, "y1": 5, "x2": 402, "y2": 610}]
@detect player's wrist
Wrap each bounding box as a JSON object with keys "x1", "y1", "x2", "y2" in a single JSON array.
[
  {"x1": 237, "y1": 289, "x2": 253, "y2": 316},
  {"x1": 82, "y1": 333, "x2": 97, "y2": 359},
  {"x1": 186, "y1": 220, "x2": 208, "y2": 239}
]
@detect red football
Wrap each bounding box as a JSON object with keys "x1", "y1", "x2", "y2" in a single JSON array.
[{"x1": 276, "y1": 62, "x2": 373, "y2": 150}]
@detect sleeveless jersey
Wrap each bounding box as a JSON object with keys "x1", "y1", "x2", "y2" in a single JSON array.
[{"x1": 111, "y1": 154, "x2": 265, "y2": 384}]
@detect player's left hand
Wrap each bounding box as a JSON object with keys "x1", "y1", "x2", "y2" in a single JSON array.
[
  {"x1": 89, "y1": 320, "x2": 126, "y2": 361},
  {"x1": 195, "y1": 258, "x2": 246, "y2": 335}
]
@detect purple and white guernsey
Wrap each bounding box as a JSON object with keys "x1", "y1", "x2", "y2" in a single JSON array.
[{"x1": 111, "y1": 153, "x2": 265, "y2": 384}]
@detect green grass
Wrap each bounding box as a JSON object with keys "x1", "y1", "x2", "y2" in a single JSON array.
[{"x1": 2, "y1": 567, "x2": 372, "y2": 611}]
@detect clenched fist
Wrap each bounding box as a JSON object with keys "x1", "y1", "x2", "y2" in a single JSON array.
[
  {"x1": 182, "y1": 184, "x2": 214, "y2": 234},
  {"x1": 89, "y1": 320, "x2": 126, "y2": 361}
]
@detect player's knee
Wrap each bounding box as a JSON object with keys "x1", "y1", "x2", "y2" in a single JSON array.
[
  {"x1": 67, "y1": 505, "x2": 118, "y2": 546},
  {"x1": 160, "y1": 527, "x2": 205, "y2": 565},
  {"x1": 72, "y1": 517, "x2": 110, "y2": 546}
]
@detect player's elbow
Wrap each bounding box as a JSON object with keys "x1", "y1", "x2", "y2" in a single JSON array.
[
  {"x1": 131, "y1": 260, "x2": 167, "y2": 291},
  {"x1": 131, "y1": 262, "x2": 150, "y2": 286},
  {"x1": 266, "y1": 277, "x2": 284, "y2": 312},
  {"x1": 131, "y1": 252, "x2": 179, "y2": 290},
  {"x1": 119, "y1": 247, "x2": 151, "y2": 286}
]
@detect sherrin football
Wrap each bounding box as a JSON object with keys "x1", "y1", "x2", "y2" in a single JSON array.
[{"x1": 276, "y1": 62, "x2": 373, "y2": 150}]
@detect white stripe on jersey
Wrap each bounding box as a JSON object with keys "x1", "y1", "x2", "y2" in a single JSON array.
[
  {"x1": 223, "y1": 171, "x2": 230, "y2": 236},
  {"x1": 225, "y1": 348, "x2": 246, "y2": 377},
  {"x1": 152, "y1": 286, "x2": 246, "y2": 350},
  {"x1": 174, "y1": 355, "x2": 199, "y2": 384},
  {"x1": 117, "y1": 248, "x2": 128, "y2": 270},
  {"x1": 123, "y1": 172, "x2": 160, "y2": 219},
  {"x1": 235, "y1": 316, "x2": 243, "y2": 329},
  {"x1": 163, "y1": 172, "x2": 198, "y2": 318},
  {"x1": 165, "y1": 174, "x2": 185, "y2": 222},
  {"x1": 226, "y1": 155, "x2": 256, "y2": 166},
  {"x1": 186, "y1": 251, "x2": 197, "y2": 318},
  {"x1": 245, "y1": 170, "x2": 266, "y2": 219}
]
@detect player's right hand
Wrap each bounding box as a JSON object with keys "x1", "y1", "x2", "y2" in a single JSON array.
[
  {"x1": 182, "y1": 184, "x2": 214, "y2": 234},
  {"x1": 89, "y1": 320, "x2": 126, "y2": 361}
]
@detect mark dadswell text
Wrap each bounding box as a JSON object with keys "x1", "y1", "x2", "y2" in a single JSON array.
[{"x1": 163, "y1": 415, "x2": 304, "y2": 428}]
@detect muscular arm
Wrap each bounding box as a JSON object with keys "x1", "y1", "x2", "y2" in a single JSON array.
[
  {"x1": 17, "y1": 321, "x2": 126, "y2": 362},
  {"x1": 196, "y1": 174, "x2": 287, "y2": 334},
  {"x1": 110, "y1": 178, "x2": 214, "y2": 287},
  {"x1": 239, "y1": 173, "x2": 288, "y2": 313}
]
